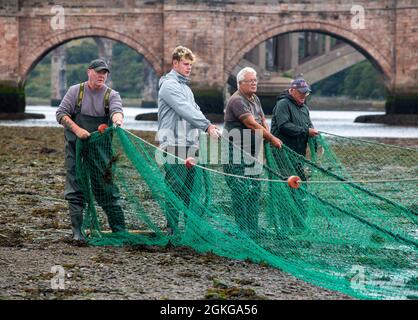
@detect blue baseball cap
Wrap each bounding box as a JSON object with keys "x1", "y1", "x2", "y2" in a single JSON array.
[{"x1": 290, "y1": 78, "x2": 311, "y2": 94}]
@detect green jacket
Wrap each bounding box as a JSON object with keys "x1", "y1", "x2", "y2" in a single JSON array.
[{"x1": 270, "y1": 91, "x2": 314, "y2": 156}]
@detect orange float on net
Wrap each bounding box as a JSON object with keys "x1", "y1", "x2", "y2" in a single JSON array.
[
  {"x1": 287, "y1": 175, "x2": 301, "y2": 189},
  {"x1": 98, "y1": 123, "x2": 108, "y2": 134},
  {"x1": 185, "y1": 157, "x2": 196, "y2": 170}
]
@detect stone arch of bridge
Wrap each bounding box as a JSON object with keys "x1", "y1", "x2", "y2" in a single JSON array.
[
  {"x1": 225, "y1": 21, "x2": 392, "y2": 89},
  {"x1": 19, "y1": 27, "x2": 162, "y2": 84}
]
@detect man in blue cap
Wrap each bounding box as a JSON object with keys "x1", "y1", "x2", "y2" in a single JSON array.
[
  {"x1": 270, "y1": 77, "x2": 319, "y2": 234},
  {"x1": 270, "y1": 77, "x2": 318, "y2": 157}
]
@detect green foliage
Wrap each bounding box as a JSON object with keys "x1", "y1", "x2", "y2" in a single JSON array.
[
  {"x1": 39, "y1": 52, "x2": 52, "y2": 65},
  {"x1": 111, "y1": 42, "x2": 144, "y2": 98},
  {"x1": 67, "y1": 64, "x2": 88, "y2": 85},
  {"x1": 25, "y1": 64, "x2": 51, "y2": 99},
  {"x1": 25, "y1": 39, "x2": 151, "y2": 101},
  {"x1": 66, "y1": 41, "x2": 98, "y2": 64},
  {"x1": 312, "y1": 60, "x2": 387, "y2": 99},
  {"x1": 281, "y1": 71, "x2": 293, "y2": 78}
]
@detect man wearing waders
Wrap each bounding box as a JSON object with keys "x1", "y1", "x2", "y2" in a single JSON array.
[
  {"x1": 56, "y1": 59, "x2": 126, "y2": 242},
  {"x1": 270, "y1": 77, "x2": 319, "y2": 234},
  {"x1": 223, "y1": 67, "x2": 282, "y2": 236}
]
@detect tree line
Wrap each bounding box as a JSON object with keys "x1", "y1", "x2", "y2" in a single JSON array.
[{"x1": 25, "y1": 40, "x2": 150, "y2": 100}]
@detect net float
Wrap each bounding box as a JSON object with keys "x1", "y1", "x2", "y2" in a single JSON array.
[
  {"x1": 98, "y1": 123, "x2": 108, "y2": 134},
  {"x1": 287, "y1": 175, "x2": 301, "y2": 189},
  {"x1": 185, "y1": 157, "x2": 196, "y2": 169}
]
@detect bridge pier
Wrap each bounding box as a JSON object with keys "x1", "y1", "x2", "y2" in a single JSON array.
[
  {"x1": 0, "y1": 81, "x2": 25, "y2": 114},
  {"x1": 94, "y1": 38, "x2": 114, "y2": 88},
  {"x1": 355, "y1": 88, "x2": 418, "y2": 125},
  {"x1": 50, "y1": 46, "x2": 67, "y2": 107},
  {"x1": 191, "y1": 86, "x2": 224, "y2": 115},
  {"x1": 386, "y1": 92, "x2": 418, "y2": 114},
  {"x1": 141, "y1": 61, "x2": 159, "y2": 108}
]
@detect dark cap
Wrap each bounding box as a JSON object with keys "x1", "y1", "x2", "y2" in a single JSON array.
[
  {"x1": 88, "y1": 59, "x2": 110, "y2": 73},
  {"x1": 290, "y1": 78, "x2": 311, "y2": 94}
]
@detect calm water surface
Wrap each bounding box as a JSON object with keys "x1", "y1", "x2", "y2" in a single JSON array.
[{"x1": 0, "y1": 106, "x2": 417, "y2": 138}]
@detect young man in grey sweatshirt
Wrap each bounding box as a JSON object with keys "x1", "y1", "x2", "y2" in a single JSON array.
[{"x1": 157, "y1": 46, "x2": 220, "y2": 235}]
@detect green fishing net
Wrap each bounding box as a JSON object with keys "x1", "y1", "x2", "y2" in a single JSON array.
[{"x1": 75, "y1": 126, "x2": 417, "y2": 299}]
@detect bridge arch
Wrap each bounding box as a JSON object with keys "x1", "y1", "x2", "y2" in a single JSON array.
[
  {"x1": 20, "y1": 27, "x2": 163, "y2": 84},
  {"x1": 225, "y1": 20, "x2": 393, "y2": 88}
]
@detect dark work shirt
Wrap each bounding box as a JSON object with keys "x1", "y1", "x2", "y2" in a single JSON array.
[
  {"x1": 224, "y1": 90, "x2": 264, "y2": 127},
  {"x1": 224, "y1": 90, "x2": 265, "y2": 158}
]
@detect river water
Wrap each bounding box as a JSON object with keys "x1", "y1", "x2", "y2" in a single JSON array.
[{"x1": 0, "y1": 106, "x2": 417, "y2": 138}]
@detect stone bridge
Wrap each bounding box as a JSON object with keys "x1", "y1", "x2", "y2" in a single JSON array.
[{"x1": 0, "y1": 0, "x2": 417, "y2": 114}]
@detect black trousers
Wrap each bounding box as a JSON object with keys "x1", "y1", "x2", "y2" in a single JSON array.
[
  {"x1": 224, "y1": 164, "x2": 261, "y2": 233},
  {"x1": 64, "y1": 118, "x2": 125, "y2": 233},
  {"x1": 163, "y1": 146, "x2": 198, "y2": 231},
  {"x1": 271, "y1": 148, "x2": 308, "y2": 232}
]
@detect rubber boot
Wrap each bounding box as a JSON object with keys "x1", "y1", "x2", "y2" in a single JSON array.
[
  {"x1": 69, "y1": 202, "x2": 85, "y2": 242},
  {"x1": 102, "y1": 204, "x2": 126, "y2": 233}
]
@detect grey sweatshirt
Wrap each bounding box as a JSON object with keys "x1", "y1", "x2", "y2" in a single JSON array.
[
  {"x1": 56, "y1": 82, "x2": 123, "y2": 124},
  {"x1": 157, "y1": 70, "x2": 211, "y2": 149}
]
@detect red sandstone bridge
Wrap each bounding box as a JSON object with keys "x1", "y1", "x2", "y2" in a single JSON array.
[{"x1": 0, "y1": 0, "x2": 417, "y2": 115}]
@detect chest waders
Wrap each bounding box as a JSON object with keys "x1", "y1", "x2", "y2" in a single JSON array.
[
  {"x1": 64, "y1": 83, "x2": 125, "y2": 241},
  {"x1": 162, "y1": 146, "x2": 198, "y2": 236},
  {"x1": 222, "y1": 96, "x2": 264, "y2": 236},
  {"x1": 223, "y1": 121, "x2": 262, "y2": 237}
]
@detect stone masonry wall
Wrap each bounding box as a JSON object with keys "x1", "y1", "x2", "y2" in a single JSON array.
[{"x1": 0, "y1": 0, "x2": 417, "y2": 113}]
